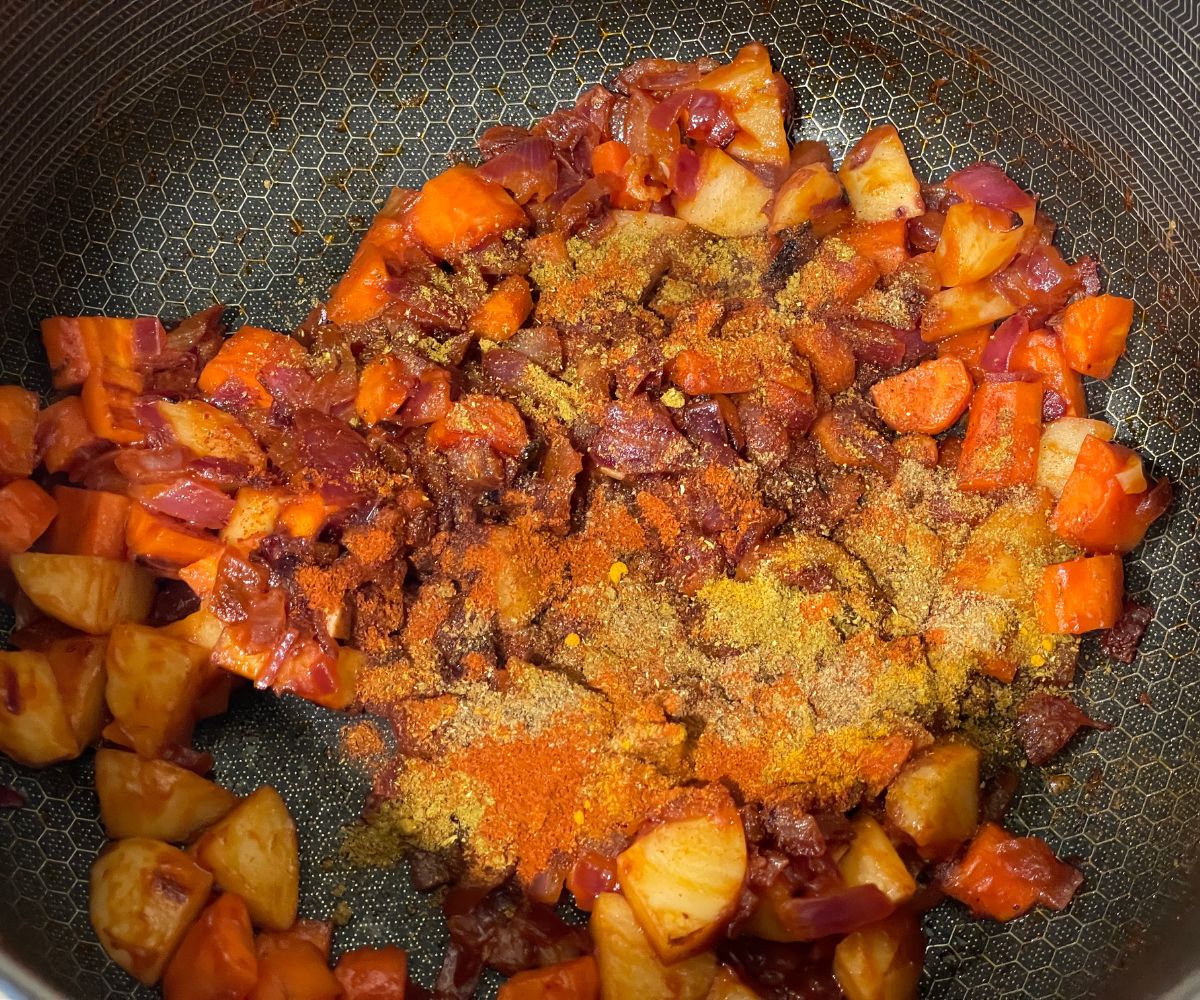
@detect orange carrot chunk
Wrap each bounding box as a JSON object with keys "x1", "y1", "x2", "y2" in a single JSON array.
[
  {"x1": 1009, "y1": 327, "x2": 1087, "y2": 417},
  {"x1": 407, "y1": 164, "x2": 527, "y2": 260},
  {"x1": 0, "y1": 385, "x2": 40, "y2": 482},
  {"x1": 870, "y1": 357, "x2": 973, "y2": 435},
  {"x1": 468, "y1": 275, "x2": 535, "y2": 341},
  {"x1": 356, "y1": 355, "x2": 414, "y2": 427},
  {"x1": 162, "y1": 892, "x2": 258, "y2": 1000},
  {"x1": 842, "y1": 219, "x2": 911, "y2": 277},
  {"x1": 46, "y1": 486, "x2": 130, "y2": 560},
  {"x1": 497, "y1": 955, "x2": 599, "y2": 1000},
  {"x1": 592, "y1": 139, "x2": 631, "y2": 179},
  {"x1": 940, "y1": 822, "x2": 1082, "y2": 922},
  {"x1": 936, "y1": 325, "x2": 991, "y2": 382},
  {"x1": 956, "y1": 378, "x2": 1042, "y2": 492},
  {"x1": 197, "y1": 326, "x2": 306, "y2": 409},
  {"x1": 81, "y1": 365, "x2": 146, "y2": 445},
  {"x1": 427, "y1": 394, "x2": 530, "y2": 458},
  {"x1": 1057, "y1": 294, "x2": 1134, "y2": 379},
  {"x1": 251, "y1": 933, "x2": 339, "y2": 1000},
  {"x1": 1050, "y1": 434, "x2": 1171, "y2": 553},
  {"x1": 1036, "y1": 555, "x2": 1124, "y2": 634},
  {"x1": 126, "y1": 503, "x2": 224, "y2": 569},
  {"x1": 0, "y1": 480, "x2": 57, "y2": 556},
  {"x1": 37, "y1": 397, "x2": 108, "y2": 477},
  {"x1": 333, "y1": 945, "x2": 409, "y2": 1000},
  {"x1": 326, "y1": 243, "x2": 394, "y2": 327}
]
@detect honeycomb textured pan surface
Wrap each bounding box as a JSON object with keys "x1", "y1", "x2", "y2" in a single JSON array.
[{"x1": 0, "y1": 1, "x2": 1197, "y2": 997}]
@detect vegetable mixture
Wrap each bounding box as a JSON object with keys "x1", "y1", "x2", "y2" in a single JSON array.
[{"x1": 0, "y1": 41, "x2": 1171, "y2": 1000}]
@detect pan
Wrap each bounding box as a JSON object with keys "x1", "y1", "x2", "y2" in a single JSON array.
[{"x1": 0, "y1": 0, "x2": 1197, "y2": 996}]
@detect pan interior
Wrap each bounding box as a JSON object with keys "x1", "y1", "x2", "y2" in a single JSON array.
[{"x1": 0, "y1": 1, "x2": 1197, "y2": 997}]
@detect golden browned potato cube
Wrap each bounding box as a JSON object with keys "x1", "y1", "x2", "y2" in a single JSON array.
[
  {"x1": 885, "y1": 742, "x2": 981, "y2": 859},
  {"x1": 616, "y1": 796, "x2": 748, "y2": 963},
  {"x1": 592, "y1": 892, "x2": 717, "y2": 1000},
  {"x1": 191, "y1": 786, "x2": 299, "y2": 930},
  {"x1": 45, "y1": 634, "x2": 107, "y2": 747},
  {"x1": 89, "y1": 837, "x2": 213, "y2": 985},
  {"x1": 833, "y1": 911, "x2": 924, "y2": 1000},
  {"x1": 838, "y1": 125, "x2": 924, "y2": 224},
  {"x1": 10, "y1": 553, "x2": 154, "y2": 635},
  {"x1": 706, "y1": 966, "x2": 764, "y2": 999},
  {"x1": 95, "y1": 748, "x2": 237, "y2": 842},
  {"x1": 159, "y1": 607, "x2": 224, "y2": 653},
  {"x1": 674, "y1": 147, "x2": 771, "y2": 238},
  {"x1": 0, "y1": 650, "x2": 79, "y2": 766},
  {"x1": 837, "y1": 815, "x2": 916, "y2": 906},
  {"x1": 105, "y1": 624, "x2": 208, "y2": 759}
]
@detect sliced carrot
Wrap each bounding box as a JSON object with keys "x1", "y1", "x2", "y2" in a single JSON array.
[
  {"x1": 842, "y1": 219, "x2": 910, "y2": 277},
  {"x1": 408, "y1": 164, "x2": 527, "y2": 259},
  {"x1": 251, "y1": 934, "x2": 340, "y2": 1000},
  {"x1": 46, "y1": 486, "x2": 129, "y2": 560},
  {"x1": 427, "y1": 394, "x2": 530, "y2": 458},
  {"x1": 326, "y1": 243, "x2": 394, "y2": 326},
  {"x1": 1050, "y1": 434, "x2": 1169, "y2": 553},
  {"x1": 356, "y1": 355, "x2": 414, "y2": 426},
  {"x1": 0, "y1": 385, "x2": 40, "y2": 481},
  {"x1": 941, "y1": 822, "x2": 1081, "y2": 922},
  {"x1": 893, "y1": 433, "x2": 939, "y2": 467},
  {"x1": 790, "y1": 321, "x2": 856, "y2": 394},
  {"x1": 1036, "y1": 555, "x2": 1124, "y2": 634},
  {"x1": 126, "y1": 503, "x2": 224, "y2": 569},
  {"x1": 333, "y1": 945, "x2": 408, "y2": 1000},
  {"x1": 670, "y1": 348, "x2": 758, "y2": 396},
  {"x1": 936, "y1": 325, "x2": 991, "y2": 382},
  {"x1": 468, "y1": 275, "x2": 534, "y2": 341},
  {"x1": 0, "y1": 480, "x2": 57, "y2": 556},
  {"x1": 1057, "y1": 294, "x2": 1134, "y2": 379},
  {"x1": 497, "y1": 956, "x2": 599, "y2": 1000},
  {"x1": 1009, "y1": 327, "x2": 1086, "y2": 417},
  {"x1": 37, "y1": 397, "x2": 107, "y2": 477},
  {"x1": 870, "y1": 357, "x2": 973, "y2": 435},
  {"x1": 179, "y1": 549, "x2": 226, "y2": 600},
  {"x1": 197, "y1": 326, "x2": 306, "y2": 408},
  {"x1": 592, "y1": 139, "x2": 631, "y2": 179},
  {"x1": 956, "y1": 378, "x2": 1042, "y2": 492},
  {"x1": 278, "y1": 492, "x2": 333, "y2": 541},
  {"x1": 261, "y1": 920, "x2": 332, "y2": 961},
  {"x1": 81, "y1": 365, "x2": 145, "y2": 445},
  {"x1": 162, "y1": 892, "x2": 258, "y2": 1000}
]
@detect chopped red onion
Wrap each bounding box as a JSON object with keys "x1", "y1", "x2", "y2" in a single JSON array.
[
  {"x1": 980, "y1": 313, "x2": 1029, "y2": 373},
  {"x1": 648, "y1": 89, "x2": 737, "y2": 146}
]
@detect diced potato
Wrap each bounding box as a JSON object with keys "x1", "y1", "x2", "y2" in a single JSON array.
[
  {"x1": 45, "y1": 635, "x2": 107, "y2": 747},
  {"x1": 919, "y1": 281, "x2": 1017, "y2": 342},
  {"x1": 1036, "y1": 417, "x2": 1116, "y2": 498},
  {"x1": 616, "y1": 793, "x2": 748, "y2": 962},
  {"x1": 220, "y1": 488, "x2": 282, "y2": 548},
  {"x1": 696, "y1": 42, "x2": 789, "y2": 168},
  {"x1": 191, "y1": 786, "x2": 299, "y2": 931},
  {"x1": 95, "y1": 748, "x2": 237, "y2": 842},
  {"x1": 9, "y1": 553, "x2": 154, "y2": 635},
  {"x1": 706, "y1": 966, "x2": 763, "y2": 999},
  {"x1": 156, "y1": 399, "x2": 266, "y2": 472},
  {"x1": 105, "y1": 624, "x2": 208, "y2": 758},
  {"x1": 885, "y1": 742, "x2": 981, "y2": 858},
  {"x1": 160, "y1": 607, "x2": 225, "y2": 654},
  {"x1": 592, "y1": 892, "x2": 717, "y2": 1000},
  {"x1": 674, "y1": 147, "x2": 771, "y2": 238},
  {"x1": 948, "y1": 498, "x2": 1056, "y2": 602},
  {"x1": 933, "y1": 202, "x2": 1025, "y2": 287},
  {"x1": 833, "y1": 911, "x2": 925, "y2": 1000},
  {"x1": 838, "y1": 816, "x2": 916, "y2": 906},
  {"x1": 839, "y1": 125, "x2": 924, "y2": 224},
  {"x1": 90, "y1": 838, "x2": 213, "y2": 985},
  {"x1": 770, "y1": 162, "x2": 846, "y2": 234},
  {"x1": 741, "y1": 881, "x2": 794, "y2": 942},
  {"x1": 0, "y1": 650, "x2": 79, "y2": 766}
]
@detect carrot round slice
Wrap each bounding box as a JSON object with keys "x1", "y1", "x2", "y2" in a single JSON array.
[{"x1": 870, "y1": 357, "x2": 973, "y2": 435}]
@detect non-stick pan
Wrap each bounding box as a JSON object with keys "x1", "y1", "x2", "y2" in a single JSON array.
[{"x1": 1, "y1": 1, "x2": 1197, "y2": 997}]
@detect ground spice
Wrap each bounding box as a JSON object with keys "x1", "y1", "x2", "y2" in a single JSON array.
[{"x1": 339, "y1": 217, "x2": 1079, "y2": 889}]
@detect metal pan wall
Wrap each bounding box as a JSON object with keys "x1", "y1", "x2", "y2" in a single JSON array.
[{"x1": 0, "y1": 1, "x2": 1197, "y2": 996}]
